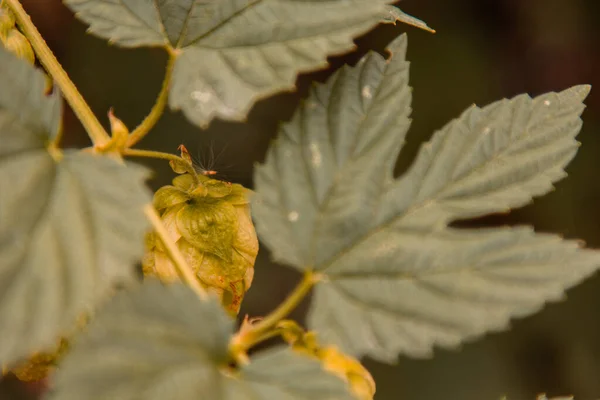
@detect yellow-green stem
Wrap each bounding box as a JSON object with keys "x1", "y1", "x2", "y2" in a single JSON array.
[
  {"x1": 123, "y1": 148, "x2": 185, "y2": 163},
  {"x1": 144, "y1": 204, "x2": 208, "y2": 300},
  {"x1": 232, "y1": 271, "x2": 318, "y2": 354},
  {"x1": 4, "y1": 0, "x2": 110, "y2": 147},
  {"x1": 50, "y1": 120, "x2": 65, "y2": 149},
  {"x1": 126, "y1": 53, "x2": 177, "y2": 148},
  {"x1": 251, "y1": 327, "x2": 286, "y2": 347},
  {"x1": 122, "y1": 148, "x2": 200, "y2": 182}
]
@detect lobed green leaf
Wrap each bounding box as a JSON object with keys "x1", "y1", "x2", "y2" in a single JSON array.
[
  {"x1": 64, "y1": 0, "x2": 429, "y2": 128},
  {"x1": 50, "y1": 281, "x2": 354, "y2": 400},
  {"x1": 252, "y1": 33, "x2": 600, "y2": 362},
  {"x1": 0, "y1": 48, "x2": 151, "y2": 368}
]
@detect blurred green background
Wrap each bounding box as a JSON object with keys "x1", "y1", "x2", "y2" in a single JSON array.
[{"x1": 2, "y1": 0, "x2": 600, "y2": 399}]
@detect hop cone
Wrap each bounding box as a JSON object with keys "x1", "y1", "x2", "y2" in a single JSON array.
[{"x1": 143, "y1": 172, "x2": 259, "y2": 315}]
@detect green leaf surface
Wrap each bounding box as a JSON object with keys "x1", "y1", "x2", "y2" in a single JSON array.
[
  {"x1": 252, "y1": 34, "x2": 600, "y2": 362},
  {"x1": 64, "y1": 0, "x2": 428, "y2": 128},
  {"x1": 50, "y1": 281, "x2": 353, "y2": 400},
  {"x1": 225, "y1": 347, "x2": 354, "y2": 400},
  {"x1": 50, "y1": 281, "x2": 232, "y2": 400},
  {"x1": 0, "y1": 48, "x2": 151, "y2": 368}
]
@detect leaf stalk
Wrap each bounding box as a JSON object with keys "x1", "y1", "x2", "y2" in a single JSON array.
[
  {"x1": 122, "y1": 148, "x2": 199, "y2": 182},
  {"x1": 126, "y1": 53, "x2": 176, "y2": 148},
  {"x1": 230, "y1": 271, "x2": 318, "y2": 358}
]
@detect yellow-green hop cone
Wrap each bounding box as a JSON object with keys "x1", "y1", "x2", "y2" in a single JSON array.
[{"x1": 143, "y1": 173, "x2": 258, "y2": 315}]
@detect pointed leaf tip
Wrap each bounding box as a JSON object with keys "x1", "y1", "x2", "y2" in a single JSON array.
[
  {"x1": 563, "y1": 84, "x2": 591, "y2": 102},
  {"x1": 385, "y1": 33, "x2": 408, "y2": 59},
  {"x1": 382, "y1": 6, "x2": 435, "y2": 33}
]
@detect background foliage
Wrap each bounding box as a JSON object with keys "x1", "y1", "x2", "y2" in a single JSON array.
[{"x1": 2, "y1": 0, "x2": 600, "y2": 399}]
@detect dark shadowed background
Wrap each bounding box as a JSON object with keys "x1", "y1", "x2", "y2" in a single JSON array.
[{"x1": 2, "y1": 0, "x2": 600, "y2": 399}]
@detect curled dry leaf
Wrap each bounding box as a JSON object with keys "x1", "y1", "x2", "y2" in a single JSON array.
[{"x1": 279, "y1": 320, "x2": 376, "y2": 400}]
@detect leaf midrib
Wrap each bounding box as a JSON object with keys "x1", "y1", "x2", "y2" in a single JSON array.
[
  {"x1": 329, "y1": 281, "x2": 466, "y2": 332},
  {"x1": 182, "y1": 0, "x2": 265, "y2": 48},
  {"x1": 120, "y1": 0, "x2": 166, "y2": 43},
  {"x1": 181, "y1": 0, "x2": 385, "y2": 50},
  {"x1": 308, "y1": 56, "x2": 407, "y2": 266}
]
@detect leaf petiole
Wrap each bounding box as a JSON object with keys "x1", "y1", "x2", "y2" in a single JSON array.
[
  {"x1": 122, "y1": 148, "x2": 200, "y2": 181},
  {"x1": 4, "y1": 0, "x2": 110, "y2": 147},
  {"x1": 230, "y1": 271, "x2": 319, "y2": 358},
  {"x1": 126, "y1": 52, "x2": 177, "y2": 148}
]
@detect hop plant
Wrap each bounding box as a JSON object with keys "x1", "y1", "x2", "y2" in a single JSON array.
[
  {"x1": 1, "y1": 0, "x2": 598, "y2": 399},
  {"x1": 143, "y1": 163, "x2": 259, "y2": 315}
]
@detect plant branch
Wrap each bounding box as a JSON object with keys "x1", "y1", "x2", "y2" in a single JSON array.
[
  {"x1": 126, "y1": 53, "x2": 177, "y2": 148},
  {"x1": 4, "y1": 0, "x2": 110, "y2": 147},
  {"x1": 143, "y1": 204, "x2": 208, "y2": 300},
  {"x1": 49, "y1": 122, "x2": 64, "y2": 149},
  {"x1": 250, "y1": 327, "x2": 286, "y2": 347},
  {"x1": 123, "y1": 148, "x2": 185, "y2": 163},
  {"x1": 122, "y1": 148, "x2": 199, "y2": 181},
  {"x1": 231, "y1": 271, "x2": 318, "y2": 354}
]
